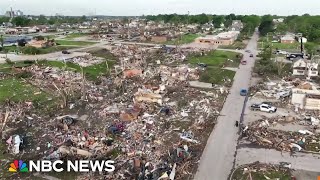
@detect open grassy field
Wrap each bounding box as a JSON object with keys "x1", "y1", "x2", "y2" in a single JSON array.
[
  {"x1": 199, "y1": 67, "x2": 235, "y2": 84},
  {"x1": 188, "y1": 50, "x2": 242, "y2": 84},
  {"x1": 0, "y1": 77, "x2": 50, "y2": 104},
  {"x1": 89, "y1": 49, "x2": 118, "y2": 60},
  {"x1": 219, "y1": 41, "x2": 247, "y2": 49},
  {"x1": 1, "y1": 45, "x2": 79, "y2": 55},
  {"x1": 37, "y1": 60, "x2": 115, "y2": 80},
  {"x1": 188, "y1": 50, "x2": 242, "y2": 67},
  {"x1": 166, "y1": 34, "x2": 200, "y2": 45},
  {"x1": 259, "y1": 42, "x2": 300, "y2": 50},
  {"x1": 55, "y1": 40, "x2": 96, "y2": 46},
  {"x1": 63, "y1": 33, "x2": 88, "y2": 40}
]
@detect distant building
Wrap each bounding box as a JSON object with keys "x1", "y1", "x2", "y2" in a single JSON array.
[
  {"x1": 4, "y1": 10, "x2": 15, "y2": 18},
  {"x1": 281, "y1": 34, "x2": 295, "y2": 44},
  {"x1": 230, "y1": 20, "x2": 243, "y2": 31},
  {"x1": 273, "y1": 18, "x2": 284, "y2": 23},
  {"x1": 297, "y1": 37, "x2": 307, "y2": 44},
  {"x1": 195, "y1": 31, "x2": 240, "y2": 46},
  {"x1": 15, "y1": 10, "x2": 23, "y2": 16}
]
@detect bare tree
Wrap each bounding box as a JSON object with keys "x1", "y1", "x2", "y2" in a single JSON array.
[{"x1": 275, "y1": 55, "x2": 287, "y2": 76}]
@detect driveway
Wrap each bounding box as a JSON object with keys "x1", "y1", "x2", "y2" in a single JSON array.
[{"x1": 194, "y1": 31, "x2": 259, "y2": 180}]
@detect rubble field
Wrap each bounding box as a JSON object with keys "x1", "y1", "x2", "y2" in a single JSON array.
[
  {"x1": 241, "y1": 77, "x2": 320, "y2": 153},
  {"x1": 0, "y1": 46, "x2": 235, "y2": 179},
  {"x1": 231, "y1": 162, "x2": 292, "y2": 180}
]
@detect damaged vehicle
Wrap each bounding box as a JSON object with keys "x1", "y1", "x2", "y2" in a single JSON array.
[{"x1": 250, "y1": 103, "x2": 277, "y2": 113}]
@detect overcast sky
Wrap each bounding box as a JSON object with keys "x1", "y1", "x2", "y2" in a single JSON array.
[{"x1": 0, "y1": 0, "x2": 319, "y2": 16}]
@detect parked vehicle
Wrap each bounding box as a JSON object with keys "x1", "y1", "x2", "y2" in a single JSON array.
[
  {"x1": 261, "y1": 101, "x2": 272, "y2": 105},
  {"x1": 277, "y1": 90, "x2": 292, "y2": 99},
  {"x1": 250, "y1": 103, "x2": 277, "y2": 113},
  {"x1": 241, "y1": 60, "x2": 247, "y2": 65},
  {"x1": 62, "y1": 50, "x2": 71, "y2": 54},
  {"x1": 250, "y1": 54, "x2": 254, "y2": 57},
  {"x1": 245, "y1": 50, "x2": 251, "y2": 53},
  {"x1": 197, "y1": 63, "x2": 207, "y2": 68},
  {"x1": 240, "y1": 89, "x2": 248, "y2": 96}
]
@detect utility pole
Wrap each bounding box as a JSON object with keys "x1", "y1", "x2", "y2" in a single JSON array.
[{"x1": 300, "y1": 34, "x2": 304, "y2": 54}]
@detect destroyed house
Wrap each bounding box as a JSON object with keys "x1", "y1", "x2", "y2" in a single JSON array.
[
  {"x1": 292, "y1": 87, "x2": 320, "y2": 110},
  {"x1": 151, "y1": 35, "x2": 170, "y2": 43}
]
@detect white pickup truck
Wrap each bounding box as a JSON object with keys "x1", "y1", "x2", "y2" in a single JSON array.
[{"x1": 250, "y1": 103, "x2": 277, "y2": 113}]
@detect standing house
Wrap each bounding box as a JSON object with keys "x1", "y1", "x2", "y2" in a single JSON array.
[
  {"x1": 230, "y1": 20, "x2": 243, "y2": 31},
  {"x1": 292, "y1": 59, "x2": 318, "y2": 78},
  {"x1": 281, "y1": 34, "x2": 295, "y2": 44}
]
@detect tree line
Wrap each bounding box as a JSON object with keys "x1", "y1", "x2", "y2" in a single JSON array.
[
  {"x1": 0, "y1": 15, "x2": 88, "y2": 27},
  {"x1": 258, "y1": 14, "x2": 320, "y2": 43},
  {"x1": 145, "y1": 14, "x2": 261, "y2": 39}
]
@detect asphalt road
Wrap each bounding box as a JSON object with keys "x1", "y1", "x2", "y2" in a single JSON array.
[
  {"x1": 236, "y1": 147, "x2": 320, "y2": 172},
  {"x1": 0, "y1": 39, "x2": 248, "y2": 63},
  {"x1": 194, "y1": 32, "x2": 259, "y2": 180},
  {"x1": 0, "y1": 42, "x2": 108, "y2": 62}
]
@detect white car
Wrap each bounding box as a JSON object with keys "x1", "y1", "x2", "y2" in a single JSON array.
[{"x1": 251, "y1": 103, "x2": 277, "y2": 113}]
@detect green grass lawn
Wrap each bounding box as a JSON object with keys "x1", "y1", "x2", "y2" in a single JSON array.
[
  {"x1": 188, "y1": 50, "x2": 242, "y2": 67},
  {"x1": 188, "y1": 50, "x2": 241, "y2": 84},
  {"x1": 2, "y1": 45, "x2": 78, "y2": 54},
  {"x1": 199, "y1": 67, "x2": 235, "y2": 84},
  {"x1": 45, "y1": 35, "x2": 57, "y2": 39},
  {"x1": 38, "y1": 46, "x2": 78, "y2": 54},
  {"x1": 166, "y1": 34, "x2": 200, "y2": 45},
  {"x1": 219, "y1": 41, "x2": 246, "y2": 49},
  {"x1": 3, "y1": 46, "x2": 19, "y2": 52},
  {"x1": 37, "y1": 60, "x2": 115, "y2": 81},
  {"x1": 1, "y1": 59, "x2": 115, "y2": 81},
  {"x1": 55, "y1": 40, "x2": 96, "y2": 46},
  {"x1": 63, "y1": 33, "x2": 88, "y2": 40},
  {"x1": 0, "y1": 78, "x2": 50, "y2": 104},
  {"x1": 89, "y1": 49, "x2": 118, "y2": 60},
  {"x1": 259, "y1": 42, "x2": 300, "y2": 50},
  {"x1": 272, "y1": 42, "x2": 300, "y2": 50}
]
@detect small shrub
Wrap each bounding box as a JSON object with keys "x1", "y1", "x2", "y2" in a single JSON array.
[
  {"x1": 15, "y1": 71, "x2": 33, "y2": 79},
  {"x1": 5, "y1": 58, "x2": 14, "y2": 65},
  {"x1": 22, "y1": 46, "x2": 40, "y2": 55}
]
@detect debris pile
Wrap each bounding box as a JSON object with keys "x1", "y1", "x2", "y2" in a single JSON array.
[
  {"x1": 242, "y1": 125, "x2": 320, "y2": 152},
  {"x1": 231, "y1": 162, "x2": 292, "y2": 180},
  {"x1": 0, "y1": 45, "x2": 230, "y2": 179},
  {"x1": 66, "y1": 54, "x2": 105, "y2": 67}
]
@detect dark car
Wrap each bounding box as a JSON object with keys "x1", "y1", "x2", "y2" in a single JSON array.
[
  {"x1": 241, "y1": 60, "x2": 247, "y2": 65},
  {"x1": 240, "y1": 89, "x2": 248, "y2": 96},
  {"x1": 261, "y1": 101, "x2": 272, "y2": 105},
  {"x1": 250, "y1": 54, "x2": 254, "y2": 57},
  {"x1": 62, "y1": 50, "x2": 71, "y2": 54},
  {"x1": 197, "y1": 63, "x2": 207, "y2": 68},
  {"x1": 250, "y1": 104, "x2": 261, "y2": 111}
]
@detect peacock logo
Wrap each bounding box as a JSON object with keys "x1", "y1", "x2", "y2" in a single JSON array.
[{"x1": 9, "y1": 160, "x2": 29, "y2": 172}]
